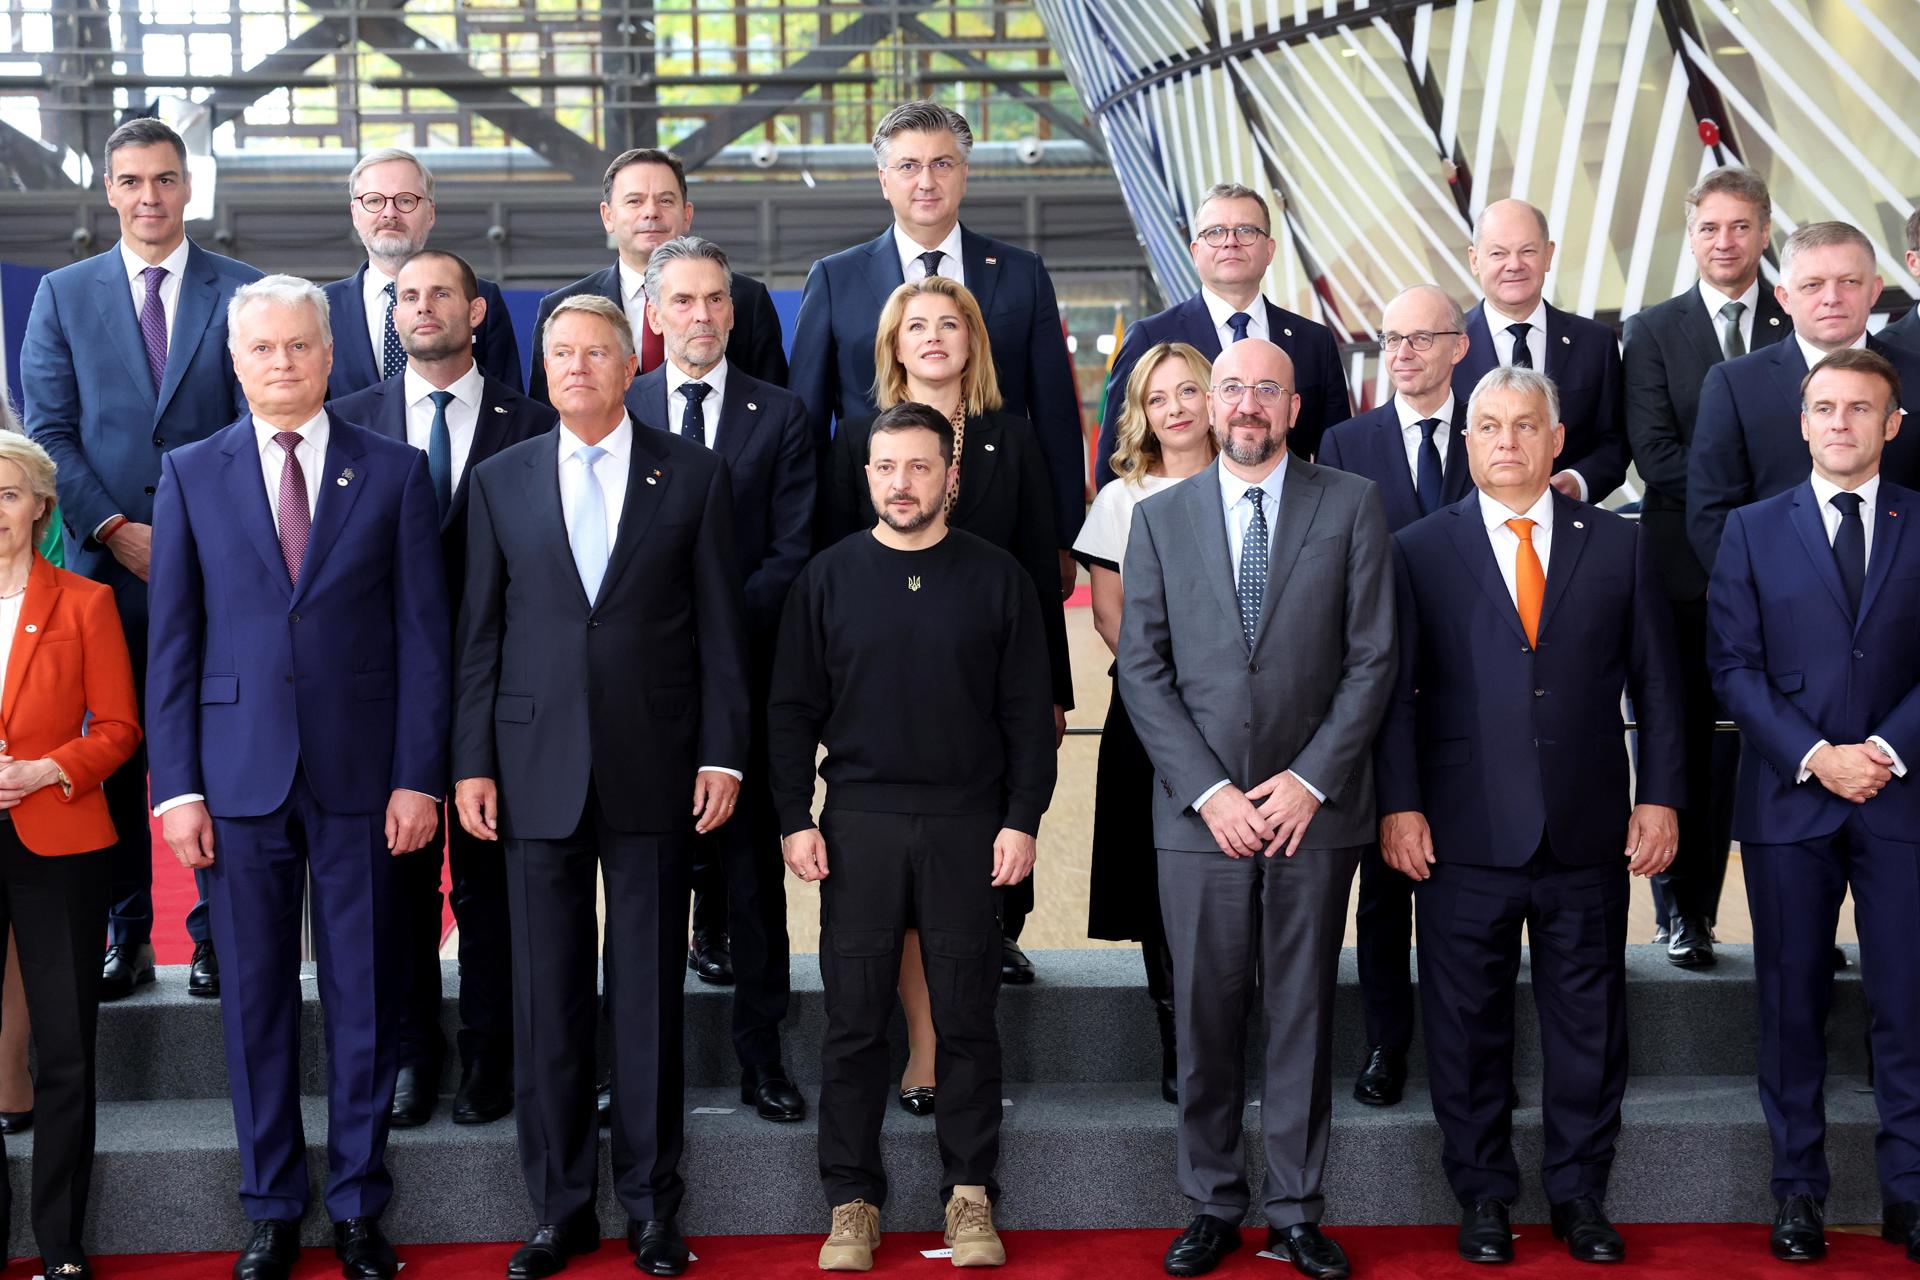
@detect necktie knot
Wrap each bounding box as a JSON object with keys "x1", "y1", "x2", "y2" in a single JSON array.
[
  {"x1": 1417, "y1": 417, "x2": 1441, "y2": 443},
  {"x1": 1719, "y1": 300, "x2": 1746, "y2": 324},
  {"x1": 1245, "y1": 486, "x2": 1264, "y2": 515},
  {"x1": 142, "y1": 265, "x2": 167, "y2": 296},
  {"x1": 1227, "y1": 311, "x2": 1253, "y2": 343},
  {"x1": 1506, "y1": 322, "x2": 1530, "y2": 344},
  {"x1": 576, "y1": 444, "x2": 607, "y2": 471},
  {"x1": 273, "y1": 430, "x2": 303, "y2": 455},
  {"x1": 1505, "y1": 516, "x2": 1536, "y2": 542},
  {"x1": 427, "y1": 390, "x2": 453, "y2": 411},
  {"x1": 918, "y1": 249, "x2": 944, "y2": 279},
  {"x1": 382, "y1": 280, "x2": 396, "y2": 301},
  {"x1": 681, "y1": 381, "x2": 711, "y2": 405},
  {"x1": 1831, "y1": 491, "x2": 1864, "y2": 518}
]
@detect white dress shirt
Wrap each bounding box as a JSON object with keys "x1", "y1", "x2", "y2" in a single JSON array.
[
  {"x1": 1479, "y1": 486, "x2": 1555, "y2": 605},
  {"x1": 894, "y1": 222, "x2": 966, "y2": 288},
  {"x1": 256, "y1": 410, "x2": 329, "y2": 528},
  {"x1": 1487, "y1": 297, "x2": 1548, "y2": 372},
  {"x1": 663, "y1": 356, "x2": 730, "y2": 449},
  {"x1": 362, "y1": 261, "x2": 400, "y2": 364},
  {"x1": 1796, "y1": 471, "x2": 1905, "y2": 782},
  {"x1": 1200, "y1": 288, "x2": 1271, "y2": 348},
  {"x1": 1795, "y1": 329, "x2": 1868, "y2": 375},
  {"x1": 1396, "y1": 393, "x2": 1455, "y2": 485},
  {"x1": 1697, "y1": 277, "x2": 1760, "y2": 356},
  {"x1": 617, "y1": 258, "x2": 650, "y2": 352},
  {"x1": 120, "y1": 238, "x2": 190, "y2": 342},
  {"x1": 403, "y1": 363, "x2": 483, "y2": 490}
]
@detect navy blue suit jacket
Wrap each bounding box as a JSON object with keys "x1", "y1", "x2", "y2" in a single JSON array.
[
  {"x1": 1880, "y1": 306, "x2": 1920, "y2": 353},
  {"x1": 1708, "y1": 479, "x2": 1920, "y2": 846},
  {"x1": 1376, "y1": 492, "x2": 1685, "y2": 867},
  {"x1": 1316, "y1": 398, "x2": 1473, "y2": 532},
  {"x1": 323, "y1": 263, "x2": 523, "y2": 400},
  {"x1": 1452, "y1": 300, "x2": 1628, "y2": 501},
  {"x1": 789, "y1": 225, "x2": 1083, "y2": 543},
  {"x1": 526, "y1": 263, "x2": 789, "y2": 405},
  {"x1": 145, "y1": 415, "x2": 451, "y2": 817},
  {"x1": 629, "y1": 363, "x2": 815, "y2": 637},
  {"x1": 21, "y1": 241, "x2": 263, "y2": 640},
  {"x1": 1686, "y1": 334, "x2": 1920, "y2": 570},
  {"x1": 1095, "y1": 293, "x2": 1350, "y2": 481}
]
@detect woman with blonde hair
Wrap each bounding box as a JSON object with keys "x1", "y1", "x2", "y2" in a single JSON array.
[
  {"x1": 1071, "y1": 341, "x2": 1216, "y2": 1104},
  {"x1": 816, "y1": 276, "x2": 1071, "y2": 1117}
]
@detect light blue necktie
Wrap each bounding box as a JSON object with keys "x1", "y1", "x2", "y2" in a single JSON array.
[{"x1": 570, "y1": 444, "x2": 609, "y2": 602}]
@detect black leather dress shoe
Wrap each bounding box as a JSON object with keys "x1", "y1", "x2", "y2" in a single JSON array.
[
  {"x1": 389, "y1": 1064, "x2": 437, "y2": 1128},
  {"x1": 453, "y1": 1059, "x2": 513, "y2": 1125},
  {"x1": 1000, "y1": 937, "x2": 1035, "y2": 985},
  {"x1": 1267, "y1": 1223, "x2": 1349, "y2": 1279},
  {"x1": 1457, "y1": 1199, "x2": 1513, "y2": 1264},
  {"x1": 334, "y1": 1216, "x2": 399, "y2": 1278},
  {"x1": 233, "y1": 1218, "x2": 300, "y2": 1280},
  {"x1": 1834, "y1": 945, "x2": 1850, "y2": 970},
  {"x1": 40, "y1": 1244, "x2": 92, "y2": 1279},
  {"x1": 0, "y1": 1108, "x2": 31, "y2": 1133},
  {"x1": 188, "y1": 939, "x2": 221, "y2": 998},
  {"x1": 628, "y1": 1218, "x2": 690, "y2": 1276},
  {"x1": 1883, "y1": 1200, "x2": 1920, "y2": 1261},
  {"x1": 740, "y1": 1063, "x2": 805, "y2": 1122},
  {"x1": 1771, "y1": 1194, "x2": 1826, "y2": 1261},
  {"x1": 100, "y1": 942, "x2": 155, "y2": 1002},
  {"x1": 1163, "y1": 1214, "x2": 1241, "y2": 1276},
  {"x1": 1551, "y1": 1196, "x2": 1624, "y2": 1263},
  {"x1": 1352, "y1": 1046, "x2": 1406, "y2": 1106},
  {"x1": 687, "y1": 931, "x2": 734, "y2": 985},
  {"x1": 898, "y1": 1085, "x2": 935, "y2": 1117},
  {"x1": 507, "y1": 1211, "x2": 601, "y2": 1279},
  {"x1": 1666, "y1": 917, "x2": 1715, "y2": 969}
]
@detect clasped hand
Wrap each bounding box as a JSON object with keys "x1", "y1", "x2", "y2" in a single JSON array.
[
  {"x1": 1198, "y1": 772, "x2": 1320, "y2": 859},
  {"x1": 1809, "y1": 741, "x2": 1895, "y2": 804}
]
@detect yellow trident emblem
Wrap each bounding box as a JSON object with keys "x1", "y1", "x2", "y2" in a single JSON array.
[{"x1": 907, "y1": 575, "x2": 922, "y2": 592}]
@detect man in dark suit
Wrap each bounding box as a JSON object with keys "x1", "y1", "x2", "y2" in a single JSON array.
[
  {"x1": 1317, "y1": 283, "x2": 1472, "y2": 1110},
  {"x1": 1623, "y1": 167, "x2": 1787, "y2": 966},
  {"x1": 453, "y1": 294, "x2": 749, "y2": 1279},
  {"x1": 1880, "y1": 210, "x2": 1920, "y2": 352},
  {"x1": 329, "y1": 249, "x2": 556, "y2": 1132},
  {"x1": 147, "y1": 276, "x2": 450, "y2": 1280},
  {"x1": 789, "y1": 99, "x2": 1084, "y2": 581},
  {"x1": 1688, "y1": 220, "x2": 1920, "y2": 577},
  {"x1": 529, "y1": 147, "x2": 788, "y2": 408},
  {"x1": 1378, "y1": 365, "x2": 1684, "y2": 1266},
  {"x1": 20, "y1": 116, "x2": 258, "y2": 1001},
  {"x1": 1119, "y1": 339, "x2": 1395, "y2": 1280},
  {"x1": 322, "y1": 148, "x2": 523, "y2": 400},
  {"x1": 1707, "y1": 348, "x2": 1920, "y2": 1266},
  {"x1": 1451, "y1": 199, "x2": 1628, "y2": 503},
  {"x1": 631, "y1": 235, "x2": 813, "y2": 1124},
  {"x1": 1097, "y1": 181, "x2": 1350, "y2": 479}
]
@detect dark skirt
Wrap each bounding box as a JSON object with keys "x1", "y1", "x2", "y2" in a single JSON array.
[{"x1": 1087, "y1": 672, "x2": 1164, "y2": 942}]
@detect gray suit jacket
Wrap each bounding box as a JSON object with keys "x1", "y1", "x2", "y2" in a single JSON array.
[{"x1": 1117, "y1": 457, "x2": 1396, "y2": 852}]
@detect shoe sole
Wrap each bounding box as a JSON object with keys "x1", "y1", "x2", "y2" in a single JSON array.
[
  {"x1": 818, "y1": 1241, "x2": 878, "y2": 1272},
  {"x1": 950, "y1": 1244, "x2": 1005, "y2": 1267},
  {"x1": 1666, "y1": 952, "x2": 1716, "y2": 970}
]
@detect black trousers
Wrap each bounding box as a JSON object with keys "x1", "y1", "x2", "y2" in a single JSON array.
[
  {"x1": 1354, "y1": 846, "x2": 1415, "y2": 1051},
  {"x1": 1651, "y1": 596, "x2": 1738, "y2": 926},
  {"x1": 507, "y1": 791, "x2": 687, "y2": 1223},
  {"x1": 0, "y1": 828, "x2": 108, "y2": 1252},
  {"x1": 817, "y1": 809, "x2": 1003, "y2": 1210},
  {"x1": 393, "y1": 809, "x2": 513, "y2": 1075},
  {"x1": 1416, "y1": 848, "x2": 1629, "y2": 1206}
]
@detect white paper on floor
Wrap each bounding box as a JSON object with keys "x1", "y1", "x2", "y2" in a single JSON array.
[
  {"x1": 690, "y1": 1106, "x2": 735, "y2": 1115},
  {"x1": 921, "y1": 1247, "x2": 956, "y2": 1258}
]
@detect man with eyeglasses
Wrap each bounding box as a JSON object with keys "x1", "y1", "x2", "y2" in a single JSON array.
[
  {"x1": 322, "y1": 148, "x2": 523, "y2": 399},
  {"x1": 1316, "y1": 284, "x2": 1474, "y2": 1111},
  {"x1": 1096, "y1": 181, "x2": 1350, "y2": 482}
]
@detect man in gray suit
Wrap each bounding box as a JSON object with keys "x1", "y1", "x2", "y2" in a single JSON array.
[{"x1": 1119, "y1": 338, "x2": 1395, "y2": 1280}]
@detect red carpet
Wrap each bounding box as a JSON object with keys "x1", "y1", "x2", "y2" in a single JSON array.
[{"x1": 22, "y1": 1225, "x2": 1897, "y2": 1278}]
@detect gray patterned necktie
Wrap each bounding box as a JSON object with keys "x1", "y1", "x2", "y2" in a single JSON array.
[{"x1": 1237, "y1": 487, "x2": 1268, "y2": 648}]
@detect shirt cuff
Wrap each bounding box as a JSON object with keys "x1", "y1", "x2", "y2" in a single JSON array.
[
  {"x1": 1193, "y1": 779, "x2": 1230, "y2": 811},
  {"x1": 1869, "y1": 735, "x2": 1909, "y2": 777},
  {"x1": 153, "y1": 793, "x2": 204, "y2": 817},
  {"x1": 1558, "y1": 469, "x2": 1590, "y2": 501},
  {"x1": 1289, "y1": 770, "x2": 1327, "y2": 803},
  {"x1": 1796, "y1": 740, "x2": 1829, "y2": 785},
  {"x1": 698, "y1": 765, "x2": 745, "y2": 781},
  {"x1": 397, "y1": 787, "x2": 443, "y2": 804}
]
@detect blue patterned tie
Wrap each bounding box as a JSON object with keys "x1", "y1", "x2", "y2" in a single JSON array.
[
  {"x1": 570, "y1": 445, "x2": 610, "y2": 603},
  {"x1": 680, "y1": 381, "x2": 710, "y2": 446},
  {"x1": 426, "y1": 390, "x2": 453, "y2": 519},
  {"x1": 1237, "y1": 487, "x2": 1268, "y2": 648},
  {"x1": 1227, "y1": 312, "x2": 1252, "y2": 344},
  {"x1": 380, "y1": 280, "x2": 406, "y2": 379}
]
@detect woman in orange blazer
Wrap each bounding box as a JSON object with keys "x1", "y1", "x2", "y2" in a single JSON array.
[{"x1": 0, "y1": 431, "x2": 140, "y2": 1280}]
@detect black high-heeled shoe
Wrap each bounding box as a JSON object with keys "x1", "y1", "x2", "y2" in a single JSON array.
[
  {"x1": 0, "y1": 1108, "x2": 32, "y2": 1134},
  {"x1": 897, "y1": 1086, "x2": 935, "y2": 1117}
]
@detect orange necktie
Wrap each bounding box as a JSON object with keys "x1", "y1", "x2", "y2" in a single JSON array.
[{"x1": 1506, "y1": 517, "x2": 1544, "y2": 645}]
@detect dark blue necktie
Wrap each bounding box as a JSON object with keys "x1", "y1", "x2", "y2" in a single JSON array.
[
  {"x1": 680, "y1": 381, "x2": 710, "y2": 446},
  {"x1": 1227, "y1": 311, "x2": 1252, "y2": 344},
  {"x1": 1237, "y1": 487, "x2": 1268, "y2": 648},
  {"x1": 1832, "y1": 491, "x2": 1866, "y2": 616},
  {"x1": 426, "y1": 390, "x2": 453, "y2": 519},
  {"x1": 1507, "y1": 322, "x2": 1533, "y2": 369},
  {"x1": 380, "y1": 280, "x2": 406, "y2": 380},
  {"x1": 1415, "y1": 417, "x2": 1444, "y2": 515},
  {"x1": 918, "y1": 250, "x2": 944, "y2": 279}
]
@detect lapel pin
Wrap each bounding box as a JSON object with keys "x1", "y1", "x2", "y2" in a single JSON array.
[
  {"x1": 747, "y1": 402, "x2": 757, "y2": 411},
  {"x1": 985, "y1": 256, "x2": 998, "y2": 265},
  {"x1": 23, "y1": 624, "x2": 35, "y2": 634},
  {"x1": 1573, "y1": 520, "x2": 1584, "y2": 529},
  {"x1": 493, "y1": 405, "x2": 508, "y2": 414},
  {"x1": 337, "y1": 467, "x2": 354, "y2": 487},
  {"x1": 646, "y1": 475, "x2": 658, "y2": 485},
  {"x1": 984, "y1": 442, "x2": 996, "y2": 452},
  {"x1": 1561, "y1": 335, "x2": 1571, "y2": 345},
  {"x1": 1283, "y1": 327, "x2": 1293, "y2": 337},
  {"x1": 1770, "y1": 316, "x2": 1781, "y2": 326}
]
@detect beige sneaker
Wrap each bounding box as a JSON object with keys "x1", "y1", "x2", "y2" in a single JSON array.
[
  {"x1": 944, "y1": 1192, "x2": 1006, "y2": 1267},
  {"x1": 819, "y1": 1199, "x2": 882, "y2": 1271}
]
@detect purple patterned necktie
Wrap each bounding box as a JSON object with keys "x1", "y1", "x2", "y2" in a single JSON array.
[
  {"x1": 139, "y1": 266, "x2": 169, "y2": 391},
  {"x1": 274, "y1": 431, "x2": 311, "y2": 584}
]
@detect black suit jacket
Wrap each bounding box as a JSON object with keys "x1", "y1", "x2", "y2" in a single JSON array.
[
  {"x1": 819, "y1": 409, "x2": 1073, "y2": 711},
  {"x1": 1316, "y1": 398, "x2": 1474, "y2": 532},
  {"x1": 526, "y1": 264, "x2": 789, "y2": 405},
  {"x1": 323, "y1": 264, "x2": 523, "y2": 400},
  {"x1": 1095, "y1": 292, "x2": 1350, "y2": 480},
  {"x1": 789, "y1": 224, "x2": 1083, "y2": 543},
  {"x1": 1376, "y1": 492, "x2": 1685, "y2": 867},
  {"x1": 629, "y1": 363, "x2": 815, "y2": 637},
  {"x1": 453, "y1": 425, "x2": 751, "y2": 839},
  {"x1": 1881, "y1": 306, "x2": 1920, "y2": 353},
  {"x1": 1452, "y1": 300, "x2": 1628, "y2": 501},
  {"x1": 1622, "y1": 285, "x2": 1790, "y2": 601},
  {"x1": 1687, "y1": 334, "x2": 1920, "y2": 570}
]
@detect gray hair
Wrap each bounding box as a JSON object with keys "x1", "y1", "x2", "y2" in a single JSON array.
[
  {"x1": 1467, "y1": 364, "x2": 1560, "y2": 427},
  {"x1": 642, "y1": 235, "x2": 733, "y2": 305},
  {"x1": 1685, "y1": 166, "x2": 1771, "y2": 229},
  {"x1": 1384, "y1": 283, "x2": 1466, "y2": 332},
  {"x1": 0, "y1": 431, "x2": 60, "y2": 548},
  {"x1": 1473, "y1": 199, "x2": 1551, "y2": 245},
  {"x1": 348, "y1": 147, "x2": 435, "y2": 202},
  {"x1": 226, "y1": 275, "x2": 333, "y2": 351},
  {"x1": 1195, "y1": 182, "x2": 1270, "y2": 233},
  {"x1": 547, "y1": 293, "x2": 634, "y2": 361},
  {"x1": 872, "y1": 100, "x2": 974, "y2": 167},
  {"x1": 1780, "y1": 220, "x2": 1875, "y2": 280}
]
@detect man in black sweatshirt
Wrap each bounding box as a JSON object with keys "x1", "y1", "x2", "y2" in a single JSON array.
[{"x1": 769, "y1": 401, "x2": 1057, "y2": 1271}]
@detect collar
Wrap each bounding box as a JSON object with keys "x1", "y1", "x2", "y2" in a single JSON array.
[
  {"x1": 558, "y1": 414, "x2": 633, "y2": 464},
  {"x1": 893, "y1": 222, "x2": 964, "y2": 272},
  {"x1": 404, "y1": 361, "x2": 484, "y2": 410},
  {"x1": 665, "y1": 356, "x2": 729, "y2": 407},
  {"x1": 363, "y1": 259, "x2": 398, "y2": 298},
  {"x1": 617, "y1": 257, "x2": 647, "y2": 304},
  {"x1": 120, "y1": 237, "x2": 190, "y2": 286},
  {"x1": 1200, "y1": 287, "x2": 1267, "y2": 331},
  {"x1": 1394, "y1": 392, "x2": 1456, "y2": 432},
  {"x1": 1795, "y1": 329, "x2": 1868, "y2": 372},
  {"x1": 1810, "y1": 469, "x2": 1881, "y2": 513},
  {"x1": 1218, "y1": 451, "x2": 1288, "y2": 511},
  {"x1": 253, "y1": 409, "x2": 330, "y2": 455},
  {"x1": 1484, "y1": 296, "x2": 1548, "y2": 334},
  {"x1": 1698, "y1": 276, "x2": 1760, "y2": 317},
  {"x1": 1479, "y1": 484, "x2": 1554, "y2": 535}
]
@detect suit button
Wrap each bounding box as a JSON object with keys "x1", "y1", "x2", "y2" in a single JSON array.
[
  {"x1": 1854, "y1": 649, "x2": 1865, "y2": 659},
  {"x1": 588, "y1": 620, "x2": 601, "y2": 629},
  {"x1": 153, "y1": 436, "x2": 164, "y2": 446},
  {"x1": 1242, "y1": 720, "x2": 1251, "y2": 729},
  {"x1": 1521, "y1": 646, "x2": 1530, "y2": 654},
  {"x1": 289, "y1": 613, "x2": 300, "y2": 623},
  {"x1": 1248, "y1": 662, "x2": 1259, "y2": 674},
  {"x1": 284, "y1": 674, "x2": 294, "y2": 684},
  {"x1": 1534, "y1": 688, "x2": 1546, "y2": 697},
  {"x1": 145, "y1": 485, "x2": 156, "y2": 495}
]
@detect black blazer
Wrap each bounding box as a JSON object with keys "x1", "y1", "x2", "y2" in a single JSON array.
[
  {"x1": 1452, "y1": 300, "x2": 1628, "y2": 501},
  {"x1": 819, "y1": 409, "x2": 1073, "y2": 711},
  {"x1": 1376, "y1": 491, "x2": 1685, "y2": 868},
  {"x1": 323, "y1": 264, "x2": 523, "y2": 400},
  {"x1": 1622, "y1": 285, "x2": 1789, "y2": 601},
  {"x1": 526, "y1": 264, "x2": 789, "y2": 405},
  {"x1": 1687, "y1": 333, "x2": 1920, "y2": 571},
  {"x1": 453, "y1": 425, "x2": 751, "y2": 840},
  {"x1": 1316, "y1": 398, "x2": 1474, "y2": 532},
  {"x1": 629, "y1": 363, "x2": 815, "y2": 637},
  {"x1": 1095, "y1": 292, "x2": 1350, "y2": 480},
  {"x1": 1881, "y1": 306, "x2": 1920, "y2": 353}
]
